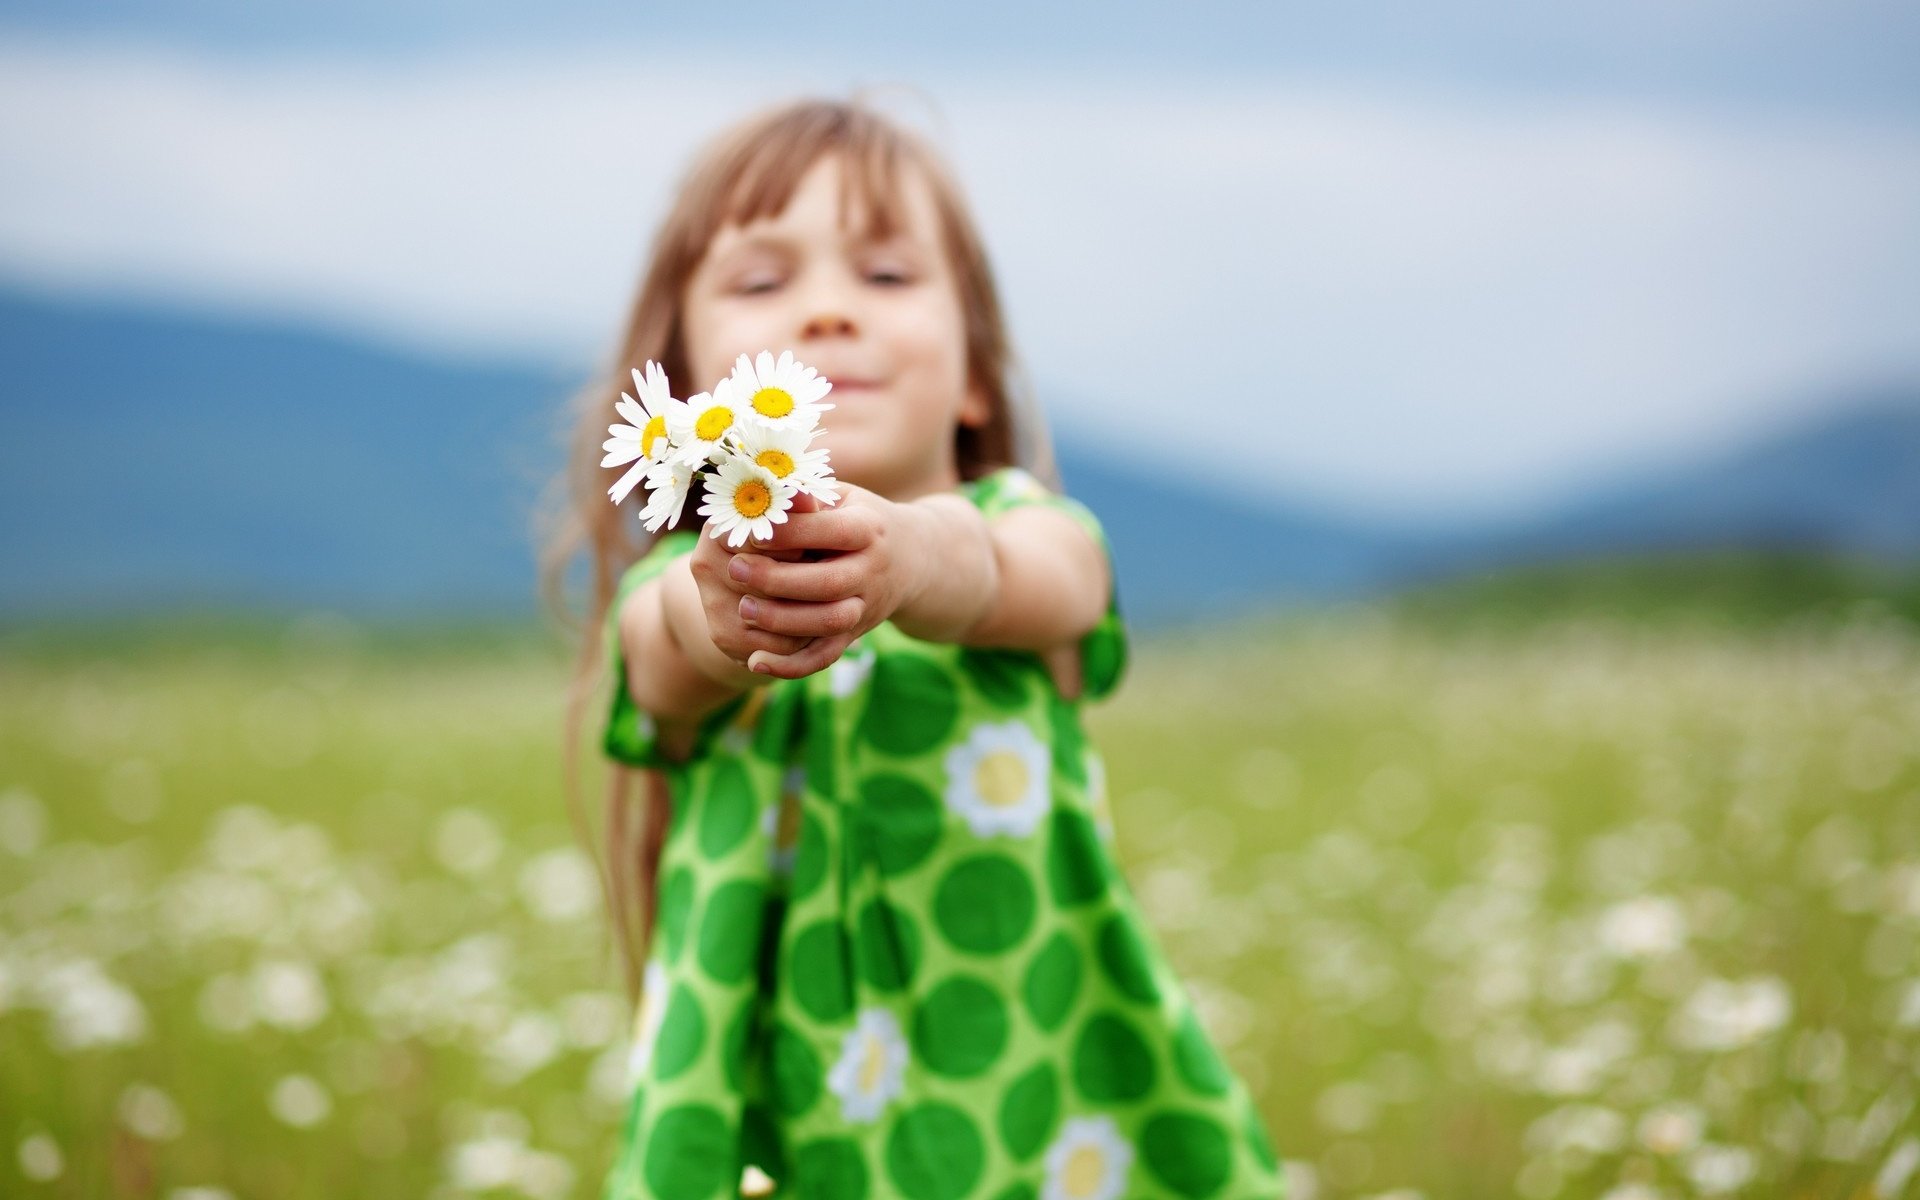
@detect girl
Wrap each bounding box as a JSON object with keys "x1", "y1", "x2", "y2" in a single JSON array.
[{"x1": 547, "y1": 97, "x2": 1286, "y2": 1200}]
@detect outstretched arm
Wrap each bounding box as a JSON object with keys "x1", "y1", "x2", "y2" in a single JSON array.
[{"x1": 612, "y1": 527, "x2": 817, "y2": 757}]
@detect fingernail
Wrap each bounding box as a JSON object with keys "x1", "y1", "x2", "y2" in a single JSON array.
[
  {"x1": 729, "y1": 555, "x2": 748, "y2": 581},
  {"x1": 751, "y1": 657, "x2": 771, "y2": 674},
  {"x1": 739, "y1": 597, "x2": 760, "y2": 624}
]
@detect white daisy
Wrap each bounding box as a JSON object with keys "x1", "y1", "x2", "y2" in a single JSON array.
[
  {"x1": 1043, "y1": 1115, "x2": 1133, "y2": 1200},
  {"x1": 731, "y1": 419, "x2": 840, "y2": 504},
  {"x1": 668, "y1": 384, "x2": 748, "y2": 467},
  {"x1": 697, "y1": 454, "x2": 795, "y2": 549},
  {"x1": 626, "y1": 958, "x2": 670, "y2": 1086},
  {"x1": 826, "y1": 1007, "x2": 909, "y2": 1123},
  {"x1": 638, "y1": 457, "x2": 695, "y2": 534},
  {"x1": 944, "y1": 720, "x2": 1051, "y2": 838},
  {"x1": 727, "y1": 349, "x2": 834, "y2": 433},
  {"x1": 603, "y1": 361, "x2": 685, "y2": 504}
]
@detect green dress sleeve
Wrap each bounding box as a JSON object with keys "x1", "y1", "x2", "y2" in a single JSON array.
[
  {"x1": 966, "y1": 465, "x2": 1130, "y2": 701},
  {"x1": 600, "y1": 529, "x2": 749, "y2": 769}
]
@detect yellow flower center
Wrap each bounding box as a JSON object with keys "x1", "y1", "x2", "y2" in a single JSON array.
[
  {"x1": 973, "y1": 750, "x2": 1029, "y2": 809},
  {"x1": 858, "y1": 1034, "x2": 886, "y2": 1092},
  {"x1": 733, "y1": 479, "x2": 772, "y2": 519},
  {"x1": 751, "y1": 386, "x2": 794, "y2": 418},
  {"x1": 755, "y1": 449, "x2": 795, "y2": 477},
  {"x1": 1062, "y1": 1145, "x2": 1105, "y2": 1197},
  {"x1": 641, "y1": 415, "x2": 667, "y2": 457},
  {"x1": 695, "y1": 406, "x2": 733, "y2": 441}
]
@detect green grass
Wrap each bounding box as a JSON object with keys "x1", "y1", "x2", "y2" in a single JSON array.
[
  {"x1": 1385, "y1": 548, "x2": 1920, "y2": 630},
  {"x1": 3, "y1": 555, "x2": 1918, "y2": 1199}
]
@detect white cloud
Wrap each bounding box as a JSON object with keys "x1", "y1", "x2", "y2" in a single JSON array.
[{"x1": 2, "y1": 36, "x2": 1917, "y2": 521}]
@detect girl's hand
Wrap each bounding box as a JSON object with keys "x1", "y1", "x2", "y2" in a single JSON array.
[
  {"x1": 685, "y1": 513, "x2": 815, "y2": 676},
  {"x1": 727, "y1": 483, "x2": 933, "y2": 679}
]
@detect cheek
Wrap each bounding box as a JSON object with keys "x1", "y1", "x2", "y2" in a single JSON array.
[
  {"x1": 683, "y1": 304, "x2": 783, "y2": 388},
  {"x1": 892, "y1": 298, "x2": 969, "y2": 381}
]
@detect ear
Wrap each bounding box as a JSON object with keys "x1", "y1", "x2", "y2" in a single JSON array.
[{"x1": 958, "y1": 378, "x2": 992, "y2": 429}]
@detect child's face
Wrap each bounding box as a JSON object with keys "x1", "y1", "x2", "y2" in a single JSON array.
[{"x1": 680, "y1": 152, "x2": 990, "y2": 500}]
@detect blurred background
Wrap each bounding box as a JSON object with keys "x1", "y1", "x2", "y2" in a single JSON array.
[{"x1": 2, "y1": 3, "x2": 1917, "y2": 1199}]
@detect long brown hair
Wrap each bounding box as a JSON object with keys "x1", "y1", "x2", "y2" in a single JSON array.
[{"x1": 536, "y1": 94, "x2": 1053, "y2": 1006}]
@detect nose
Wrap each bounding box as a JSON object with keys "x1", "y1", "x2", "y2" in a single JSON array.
[
  {"x1": 795, "y1": 265, "x2": 861, "y2": 341},
  {"x1": 800, "y1": 310, "x2": 857, "y2": 339}
]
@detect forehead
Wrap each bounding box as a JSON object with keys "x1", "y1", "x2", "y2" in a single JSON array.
[{"x1": 708, "y1": 152, "x2": 942, "y2": 256}]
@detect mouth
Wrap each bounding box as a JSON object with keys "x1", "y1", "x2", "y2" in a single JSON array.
[{"x1": 822, "y1": 373, "x2": 881, "y2": 391}]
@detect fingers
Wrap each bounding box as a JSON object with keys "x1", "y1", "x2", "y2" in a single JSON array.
[
  {"x1": 696, "y1": 537, "x2": 802, "y2": 603},
  {"x1": 748, "y1": 631, "x2": 856, "y2": 680},
  {"x1": 739, "y1": 594, "x2": 865, "y2": 638},
  {"x1": 729, "y1": 627, "x2": 811, "y2": 659},
  {"x1": 753, "y1": 503, "x2": 876, "y2": 555},
  {"x1": 729, "y1": 551, "x2": 869, "y2": 603}
]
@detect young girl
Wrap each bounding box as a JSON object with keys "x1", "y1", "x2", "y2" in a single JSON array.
[{"x1": 550, "y1": 97, "x2": 1287, "y2": 1200}]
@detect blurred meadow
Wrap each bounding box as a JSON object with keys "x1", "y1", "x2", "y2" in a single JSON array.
[{"x1": 5, "y1": 565, "x2": 1919, "y2": 1199}]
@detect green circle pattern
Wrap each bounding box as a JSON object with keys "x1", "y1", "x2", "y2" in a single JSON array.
[
  {"x1": 789, "y1": 920, "x2": 856, "y2": 1023},
  {"x1": 856, "y1": 896, "x2": 922, "y2": 991},
  {"x1": 1071, "y1": 1010, "x2": 1156, "y2": 1102},
  {"x1": 997, "y1": 1060, "x2": 1059, "y2": 1161},
  {"x1": 699, "y1": 758, "x2": 755, "y2": 858},
  {"x1": 1022, "y1": 930, "x2": 1082, "y2": 1031},
  {"x1": 859, "y1": 655, "x2": 960, "y2": 755},
  {"x1": 1046, "y1": 809, "x2": 1109, "y2": 907},
  {"x1": 651, "y1": 983, "x2": 704, "y2": 1081},
  {"x1": 934, "y1": 855, "x2": 1035, "y2": 955},
  {"x1": 958, "y1": 648, "x2": 1031, "y2": 709},
  {"x1": 1095, "y1": 912, "x2": 1161, "y2": 1005},
  {"x1": 794, "y1": 1137, "x2": 869, "y2": 1199},
  {"x1": 911, "y1": 975, "x2": 1008, "y2": 1078},
  {"x1": 885, "y1": 1103, "x2": 984, "y2": 1200},
  {"x1": 856, "y1": 774, "x2": 944, "y2": 876},
  {"x1": 770, "y1": 1022, "x2": 822, "y2": 1118},
  {"x1": 696, "y1": 880, "x2": 765, "y2": 985},
  {"x1": 1173, "y1": 1005, "x2": 1232, "y2": 1096},
  {"x1": 643, "y1": 1104, "x2": 733, "y2": 1200},
  {"x1": 658, "y1": 866, "x2": 695, "y2": 963},
  {"x1": 1141, "y1": 1111, "x2": 1234, "y2": 1199}
]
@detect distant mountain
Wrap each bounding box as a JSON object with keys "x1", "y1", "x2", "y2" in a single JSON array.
[
  {"x1": 0, "y1": 287, "x2": 577, "y2": 621},
  {"x1": 0, "y1": 286, "x2": 1418, "y2": 626},
  {"x1": 3, "y1": 284, "x2": 1917, "y2": 628},
  {"x1": 1399, "y1": 385, "x2": 1920, "y2": 586}
]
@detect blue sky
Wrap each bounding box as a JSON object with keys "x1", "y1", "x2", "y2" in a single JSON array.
[{"x1": 3, "y1": 2, "x2": 1917, "y2": 522}]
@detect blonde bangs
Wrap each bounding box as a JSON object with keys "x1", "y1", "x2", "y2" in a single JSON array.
[{"x1": 675, "y1": 105, "x2": 916, "y2": 279}]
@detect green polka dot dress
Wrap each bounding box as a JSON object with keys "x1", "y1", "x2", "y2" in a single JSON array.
[{"x1": 599, "y1": 466, "x2": 1287, "y2": 1200}]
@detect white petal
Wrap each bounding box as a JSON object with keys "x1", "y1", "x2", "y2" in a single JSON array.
[{"x1": 608, "y1": 459, "x2": 650, "y2": 505}]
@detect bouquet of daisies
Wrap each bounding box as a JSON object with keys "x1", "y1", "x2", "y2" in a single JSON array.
[{"x1": 602, "y1": 350, "x2": 840, "y2": 548}]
